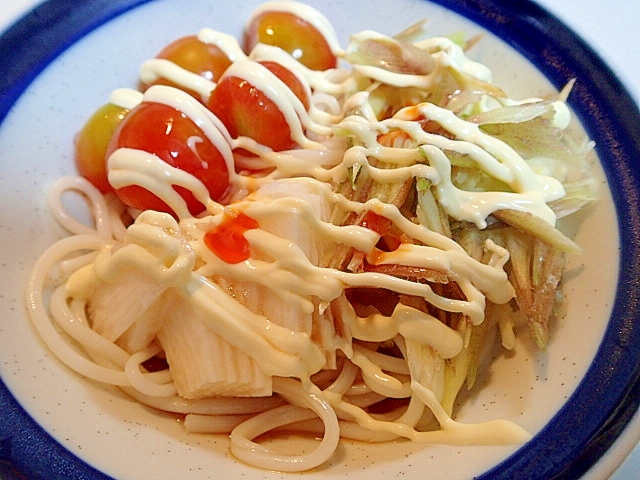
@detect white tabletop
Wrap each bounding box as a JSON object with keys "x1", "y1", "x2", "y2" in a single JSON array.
[
  {"x1": 535, "y1": 0, "x2": 639, "y2": 106},
  {"x1": 1, "y1": 1, "x2": 638, "y2": 479}
]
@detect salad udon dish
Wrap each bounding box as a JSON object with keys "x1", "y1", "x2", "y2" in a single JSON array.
[{"x1": 24, "y1": 0, "x2": 600, "y2": 473}]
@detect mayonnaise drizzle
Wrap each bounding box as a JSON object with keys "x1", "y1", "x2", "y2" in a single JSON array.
[
  {"x1": 196, "y1": 28, "x2": 248, "y2": 62},
  {"x1": 349, "y1": 304, "x2": 464, "y2": 358},
  {"x1": 138, "y1": 28, "x2": 247, "y2": 103},
  {"x1": 116, "y1": 4, "x2": 563, "y2": 233},
  {"x1": 94, "y1": 0, "x2": 569, "y2": 384},
  {"x1": 139, "y1": 59, "x2": 217, "y2": 101},
  {"x1": 334, "y1": 103, "x2": 565, "y2": 228},
  {"x1": 248, "y1": 43, "x2": 311, "y2": 97},
  {"x1": 109, "y1": 88, "x2": 143, "y2": 109},
  {"x1": 322, "y1": 380, "x2": 531, "y2": 445},
  {"x1": 346, "y1": 31, "x2": 493, "y2": 89},
  {"x1": 66, "y1": 210, "x2": 326, "y2": 380},
  {"x1": 108, "y1": 148, "x2": 213, "y2": 219},
  {"x1": 69, "y1": 176, "x2": 512, "y2": 362}
]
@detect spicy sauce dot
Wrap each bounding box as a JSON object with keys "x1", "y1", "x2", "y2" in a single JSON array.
[{"x1": 204, "y1": 211, "x2": 259, "y2": 264}]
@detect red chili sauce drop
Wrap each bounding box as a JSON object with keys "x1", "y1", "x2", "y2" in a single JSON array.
[{"x1": 204, "y1": 210, "x2": 259, "y2": 264}]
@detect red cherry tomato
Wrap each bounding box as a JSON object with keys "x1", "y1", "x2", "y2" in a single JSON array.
[
  {"x1": 106, "y1": 101, "x2": 230, "y2": 215},
  {"x1": 244, "y1": 10, "x2": 337, "y2": 71},
  {"x1": 258, "y1": 60, "x2": 309, "y2": 110},
  {"x1": 74, "y1": 103, "x2": 129, "y2": 193},
  {"x1": 207, "y1": 61, "x2": 307, "y2": 152}
]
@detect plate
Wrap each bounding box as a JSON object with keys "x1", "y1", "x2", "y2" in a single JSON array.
[{"x1": 0, "y1": 0, "x2": 639, "y2": 479}]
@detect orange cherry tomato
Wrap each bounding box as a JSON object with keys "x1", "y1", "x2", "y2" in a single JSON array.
[
  {"x1": 74, "y1": 103, "x2": 129, "y2": 193},
  {"x1": 157, "y1": 35, "x2": 232, "y2": 81},
  {"x1": 244, "y1": 10, "x2": 337, "y2": 71},
  {"x1": 143, "y1": 35, "x2": 233, "y2": 98}
]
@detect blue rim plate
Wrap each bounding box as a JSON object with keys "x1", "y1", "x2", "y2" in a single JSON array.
[{"x1": 1, "y1": 0, "x2": 639, "y2": 479}]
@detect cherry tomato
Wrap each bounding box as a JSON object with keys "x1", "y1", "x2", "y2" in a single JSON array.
[
  {"x1": 74, "y1": 103, "x2": 129, "y2": 193},
  {"x1": 143, "y1": 35, "x2": 233, "y2": 98},
  {"x1": 258, "y1": 60, "x2": 309, "y2": 110},
  {"x1": 244, "y1": 10, "x2": 337, "y2": 71},
  {"x1": 207, "y1": 61, "x2": 307, "y2": 151},
  {"x1": 106, "y1": 101, "x2": 230, "y2": 215},
  {"x1": 157, "y1": 35, "x2": 232, "y2": 81}
]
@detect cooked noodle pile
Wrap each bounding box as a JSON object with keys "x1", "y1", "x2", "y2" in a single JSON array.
[{"x1": 25, "y1": 1, "x2": 597, "y2": 472}]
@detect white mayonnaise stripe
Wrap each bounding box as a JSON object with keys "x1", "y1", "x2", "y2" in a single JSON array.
[
  {"x1": 196, "y1": 28, "x2": 248, "y2": 63},
  {"x1": 348, "y1": 304, "x2": 464, "y2": 358},
  {"x1": 139, "y1": 59, "x2": 217, "y2": 101},
  {"x1": 109, "y1": 88, "x2": 143, "y2": 109},
  {"x1": 108, "y1": 149, "x2": 210, "y2": 219},
  {"x1": 248, "y1": 43, "x2": 312, "y2": 98}
]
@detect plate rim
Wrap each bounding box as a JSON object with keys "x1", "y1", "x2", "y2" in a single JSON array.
[
  {"x1": 436, "y1": 1, "x2": 640, "y2": 477},
  {"x1": 1, "y1": 0, "x2": 639, "y2": 479}
]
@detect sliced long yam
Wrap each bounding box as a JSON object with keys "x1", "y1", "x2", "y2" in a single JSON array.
[
  {"x1": 88, "y1": 269, "x2": 165, "y2": 342},
  {"x1": 215, "y1": 275, "x2": 313, "y2": 335},
  {"x1": 116, "y1": 289, "x2": 174, "y2": 353},
  {"x1": 214, "y1": 276, "x2": 348, "y2": 370},
  {"x1": 157, "y1": 294, "x2": 271, "y2": 399},
  {"x1": 256, "y1": 179, "x2": 329, "y2": 266}
]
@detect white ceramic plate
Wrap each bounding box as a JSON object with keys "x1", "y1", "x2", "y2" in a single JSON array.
[{"x1": 1, "y1": 0, "x2": 639, "y2": 479}]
